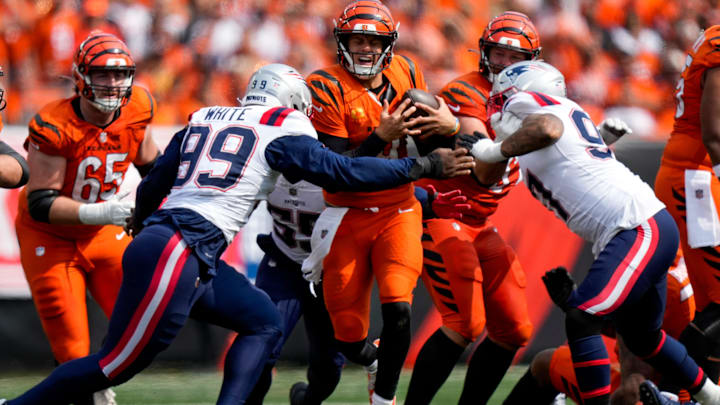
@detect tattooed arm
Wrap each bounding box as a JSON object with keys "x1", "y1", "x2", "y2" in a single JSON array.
[
  {"x1": 500, "y1": 114, "x2": 564, "y2": 157},
  {"x1": 458, "y1": 113, "x2": 564, "y2": 163}
]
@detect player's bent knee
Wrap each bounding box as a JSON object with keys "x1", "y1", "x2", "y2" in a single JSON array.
[
  {"x1": 336, "y1": 339, "x2": 376, "y2": 365},
  {"x1": 490, "y1": 322, "x2": 533, "y2": 348},
  {"x1": 441, "y1": 325, "x2": 472, "y2": 346},
  {"x1": 31, "y1": 276, "x2": 68, "y2": 319},
  {"x1": 621, "y1": 328, "x2": 662, "y2": 358},
  {"x1": 381, "y1": 302, "x2": 411, "y2": 332},
  {"x1": 334, "y1": 312, "x2": 369, "y2": 342},
  {"x1": 565, "y1": 308, "x2": 604, "y2": 341}
]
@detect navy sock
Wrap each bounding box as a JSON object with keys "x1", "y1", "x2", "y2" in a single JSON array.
[
  {"x1": 569, "y1": 335, "x2": 611, "y2": 404},
  {"x1": 640, "y1": 330, "x2": 705, "y2": 393}
]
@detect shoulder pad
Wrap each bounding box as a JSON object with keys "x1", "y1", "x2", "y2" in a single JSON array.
[
  {"x1": 27, "y1": 110, "x2": 64, "y2": 152},
  {"x1": 307, "y1": 69, "x2": 345, "y2": 112},
  {"x1": 123, "y1": 85, "x2": 155, "y2": 124}
]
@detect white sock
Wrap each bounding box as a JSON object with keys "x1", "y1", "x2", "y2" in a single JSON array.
[
  {"x1": 371, "y1": 392, "x2": 395, "y2": 405},
  {"x1": 694, "y1": 378, "x2": 720, "y2": 404}
]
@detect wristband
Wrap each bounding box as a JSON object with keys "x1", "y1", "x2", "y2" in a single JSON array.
[
  {"x1": 448, "y1": 117, "x2": 460, "y2": 136},
  {"x1": 78, "y1": 203, "x2": 107, "y2": 225},
  {"x1": 714, "y1": 163, "x2": 720, "y2": 178}
]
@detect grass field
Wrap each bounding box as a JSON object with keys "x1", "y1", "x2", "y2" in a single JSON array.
[{"x1": 0, "y1": 364, "x2": 527, "y2": 404}]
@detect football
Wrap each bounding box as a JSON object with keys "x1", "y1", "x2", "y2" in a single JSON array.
[{"x1": 401, "y1": 89, "x2": 440, "y2": 119}]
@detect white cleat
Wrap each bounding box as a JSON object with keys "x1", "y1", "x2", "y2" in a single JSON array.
[
  {"x1": 93, "y1": 388, "x2": 117, "y2": 405},
  {"x1": 365, "y1": 337, "x2": 380, "y2": 402}
]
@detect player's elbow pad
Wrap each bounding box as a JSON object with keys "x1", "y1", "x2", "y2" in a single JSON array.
[
  {"x1": 0, "y1": 141, "x2": 29, "y2": 188},
  {"x1": 28, "y1": 189, "x2": 60, "y2": 223},
  {"x1": 135, "y1": 154, "x2": 159, "y2": 178}
]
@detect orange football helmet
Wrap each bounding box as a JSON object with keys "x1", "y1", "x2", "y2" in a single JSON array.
[
  {"x1": 334, "y1": 0, "x2": 398, "y2": 79},
  {"x1": 0, "y1": 67, "x2": 6, "y2": 111},
  {"x1": 478, "y1": 11, "x2": 541, "y2": 82},
  {"x1": 73, "y1": 31, "x2": 135, "y2": 113}
]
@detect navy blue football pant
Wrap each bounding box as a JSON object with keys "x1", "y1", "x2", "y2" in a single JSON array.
[
  {"x1": 248, "y1": 242, "x2": 345, "y2": 403},
  {"x1": 9, "y1": 223, "x2": 282, "y2": 405},
  {"x1": 565, "y1": 209, "x2": 704, "y2": 401}
]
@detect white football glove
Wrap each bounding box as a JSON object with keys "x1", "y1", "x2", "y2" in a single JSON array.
[
  {"x1": 78, "y1": 190, "x2": 134, "y2": 226},
  {"x1": 466, "y1": 137, "x2": 507, "y2": 163},
  {"x1": 597, "y1": 118, "x2": 632, "y2": 145},
  {"x1": 490, "y1": 111, "x2": 524, "y2": 141},
  {"x1": 302, "y1": 265, "x2": 323, "y2": 285}
]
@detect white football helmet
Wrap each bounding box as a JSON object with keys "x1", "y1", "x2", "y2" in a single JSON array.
[
  {"x1": 240, "y1": 63, "x2": 313, "y2": 116},
  {"x1": 488, "y1": 60, "x2": 566, "y2": 116}
]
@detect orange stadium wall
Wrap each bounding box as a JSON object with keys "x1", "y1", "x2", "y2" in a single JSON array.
[{"x1": 0, "y1": 126, "x2": 666, "y2": 370}]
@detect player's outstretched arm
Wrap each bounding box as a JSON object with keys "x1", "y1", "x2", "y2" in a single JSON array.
[
  {"x1": 132, "y1": 127, "x2": 185, "y2": 233},
  {"x1": 265, "y1": 135, "x2": 474, "y2": 192},
  {"x1": 458, "y1": 113, "x2": 564, "y2": 163},
  {"x1": 0, "y1": 140, "x2": 28, "y2": 188}
]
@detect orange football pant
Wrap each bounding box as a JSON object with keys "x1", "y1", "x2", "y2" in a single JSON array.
[
  {"x1": 16, "y1": 221, "x2": 129, "y2": 363},
  {"x1": 421, "y1": 218, "x2": 532, "y2": 346},
  {"x1": 655, "y1": 165, "x2": 720, "y2": 310},
  {"x1": 323, "y1": 198, "x2": 423, "y2": 343}
]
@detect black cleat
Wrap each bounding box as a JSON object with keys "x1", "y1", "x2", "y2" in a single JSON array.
[{"x1": 290, "y1": 381, "x2": 308, "y2": 405}]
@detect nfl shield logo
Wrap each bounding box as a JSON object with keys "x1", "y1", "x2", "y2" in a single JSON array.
[
  {"x1": 321, "y1": 229, "x2": 328, "y2": 239},
  {"x1": 99, "y1": 132, "x2": 107, "y2": 143},
  {"x1": 696, "y1": 189, "x2": 704, "y2": 199}
]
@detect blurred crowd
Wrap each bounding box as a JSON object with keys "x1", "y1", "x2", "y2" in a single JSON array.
[{"x1": 0, "y1": 0, "x2": 719, "y2": 139}]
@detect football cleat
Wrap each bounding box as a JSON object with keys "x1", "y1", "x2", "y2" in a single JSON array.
[
  {"x1": 289, "y1": 381, "x2": 308, "y2": 405},
  {"x1": 0, "y1": 399, "x2": 6, "y2": 404},
  {"x1": 639, "y1": 381, "x2": 698, "y2": 405},
  {"x1": 93, "y1": 388, "x2": 117, "y2": 405},
  {"x1": 365, "y1": 338, "x2": 380, "y2": 403},
  {"x1": 370, "y1": 392, "x2": 396, "y2": 405}
]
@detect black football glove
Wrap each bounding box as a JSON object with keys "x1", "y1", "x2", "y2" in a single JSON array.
[
  {"x1": 456, "y1": 131, "x2": 486, "y2": 151},
  {"x1": 542, "y1": 266, "x2": 576, "y2": 312}
]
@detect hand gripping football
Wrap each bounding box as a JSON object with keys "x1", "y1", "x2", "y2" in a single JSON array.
[{"x1": 401, "y1": 89, "x2": 440, "y2": 119}]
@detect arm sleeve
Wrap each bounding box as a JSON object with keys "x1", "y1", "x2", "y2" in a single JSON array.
[
  {"x1": 133, "y1": 127, "x2": 185, "y2": 226},
  {"x1": 320, "y1": 131, "x2": 388, "y2": 157},
  {"x1": 0, "y1": 141, "x2": 29, "y2": 188},
  {"x1": 265, "y1": 135, "x2": 416, "y2": 193}
]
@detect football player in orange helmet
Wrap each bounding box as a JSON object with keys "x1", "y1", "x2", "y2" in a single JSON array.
[
  {"x1": 405, "y1": 11, "x2": 542, "y2": 405},
  {"x1": 15, "y1": 31, "x2": 159, "y2": 405},
  {"x1": 305, "y1": 1, "x2": 468, "y2": 404},
  {"x1": 0, "y1": 67, "x2": 29, "y2": 188},
  {"x1": 478, "y1": 11, "x2": 541, "y2": 83}
]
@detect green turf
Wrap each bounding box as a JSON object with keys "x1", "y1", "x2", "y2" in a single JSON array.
[{"x1": 0, "y1": 364, "x2": 527, "y2": 404}]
